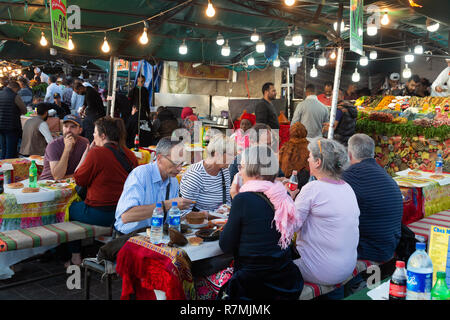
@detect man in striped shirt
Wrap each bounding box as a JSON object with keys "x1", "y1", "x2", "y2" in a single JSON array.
[{"x1": 342, "y1": 133, "x2": 403, "y2": 263}]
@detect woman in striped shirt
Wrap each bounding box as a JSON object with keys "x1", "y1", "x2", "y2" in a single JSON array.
[{"x1": 180, "y1": 134, "x2": 236, "y2": 215}]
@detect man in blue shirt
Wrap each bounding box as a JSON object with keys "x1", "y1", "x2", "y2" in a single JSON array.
[
  {"x1": 342, "y1": 133, "x2": 403, "y2": 263},
  {"x1": 115, "y1": 137, "x2": 194, "y2": 234}
]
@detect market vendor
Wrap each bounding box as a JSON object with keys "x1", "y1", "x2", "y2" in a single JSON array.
[
  {"x1": 317, "y1": 82, "x2": 333, "y2": 106},
  {"x1": 114, "y1": 138, "x2": 195, "y2": 235},
  {"x1": 398, "y1": 75, "x2": 420, "y2": 96},
  {"x1": 431, "y1": 58, "x2": 450, "y2": 97},
  {"x1": 381, "y1": 72, "x2": 402, "y2": 96}
]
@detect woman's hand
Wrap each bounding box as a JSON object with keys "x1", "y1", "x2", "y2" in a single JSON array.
[
  {"x1": 287, "y1": 188, "x2": 300, "y2": 200},
  {"x1": 230, "y1": 174, "x2": 241, "y2": 199}
]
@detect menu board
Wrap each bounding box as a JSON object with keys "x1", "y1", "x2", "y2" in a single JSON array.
[{"x1": 428, "y1": 225, "x2": 450, "y2": 287}]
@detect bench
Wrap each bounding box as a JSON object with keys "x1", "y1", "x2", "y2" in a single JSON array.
[{"x1": 407, "y1": 209, "x2": 450, "y2": 242}]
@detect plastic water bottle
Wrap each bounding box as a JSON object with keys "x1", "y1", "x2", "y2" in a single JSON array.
[
  {"x1": 389, "y1": 261, "x2": 407, "y2": 300},
  {"x1": 168, "y1": 201, "x2": 181, "y2": 232},
  {"x1": 406, "y1": 242, "x2": 433, "y2": 300},
  {"x1": 435, "y1": 152, "x2": 443, "y2": 175},
  {"x1": 149, "y1": 203, "x2": 164, "y2": 244},
  {"x1": 29, "y1": 160, "x2": 38, "y2": 188}
]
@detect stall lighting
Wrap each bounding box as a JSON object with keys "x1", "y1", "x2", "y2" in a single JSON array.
[
  {"x1": 295, "y1": 54, "x2": 302, "y2": 64},
  {"x1": 247, "y1": 57, "x2": 255, "y2": 66},
  {"x1": 405, "y1": 49, "x2": 414, "y2": 63},
  {"x1": 206, "y1": 0, "x2": 215, "y2": 18},
  {"x1": 7, "y1": 66, "x2": 11, "y2": 71},
  {"x1": 289, "y1": 53, "x2": 296, "y2": 65},
  {"x1": 369, "y1": 50, "x2": 377, "y2": 60},
  {"x1": 179, "y1": 40, "x2": 188, "y2": 55},
  {"x1": 360, "y1": 54, "x2": 368, "y2": 66},
  {"x1": 68, "y1": 35, "x2": 75, "y2": 50},
  {"x1": 381, "y1": 12, "x2": 389, "y2": 26},
  {"x1": 256, "y1": 40, "x2": 265, "y2": 53},
  {"x1": 330, "y1": 50, "x2": 337, "y2": 60},
  {"x1": 284, "y1": 30, "x2": 293, "y2": 47},
  {"x1": 292, "y1": 28, "x2": 302, "y2": 46},
  {"x1": 216, "y1": 33, "x2": 225, "y2": 46},
  {"x1": 333, "y1": 21, "x2": 348, "y2": 32},
  {"x1": 403, "y1": 64, "x2": 412, "y2": 79},
  {"x1": 367, "y1": 23, "x2": 377, "y2": 36},
  {"x1": 139, "y1": 27, "x2": 149, "y2": 45},
  {"x1": 273, "y1": 58, "x2": 280, "y2": 68},
  {"x1": 426, "y1": 19, "x2": 439, "y2": 32},
  {"x1": 310, "y1": 64, "x2": 318, "y2": 78},
  {"x1": 250, "y1": 29, "x2": 259, "y2": 43},
  {"x1": 101, "y1": 36, "x2": 110, "y2": 53},
  {"x1": 284, "y1": 0, "x2": 295, "y2": 6},
  {"x1": 40, "y1": 32, "x2": 48, "y2": 46},
  {"x1": 352, "y1": 68, "x2": 360, "y2": 82},
  {"x1": 414, "y1": 44, "x2": 423, "y2": 54},
  {"x1": 318, "y1": 53, "x2": 327, "y2": 66},
  {"x1": 221, "y1": 40, "x2": 230, "y2": 56}
]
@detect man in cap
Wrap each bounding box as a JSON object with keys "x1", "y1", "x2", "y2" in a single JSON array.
[
  {"x1": 382, "y1": 72, "x2": 404, "y2": 96},
  {"x1": 20, "y1": 103, "x2": 53, "y2": 156},
  {"x1": 39, "y1": 114, "x2": 90, "y2": 180},
  {"x1": 431, "y1": 58, "x2": 450, "y2": 97},
  {"x1": 34, "y1": 67, "x2": 49, "y2": 84}
]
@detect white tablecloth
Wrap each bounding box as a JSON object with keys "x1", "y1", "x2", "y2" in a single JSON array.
[
  {"x1": 395, "y1": 169, "x2": 450, "y2": 187},
  {"x1": 3, "y1": 180, "x2": 57, "y2": 204}
]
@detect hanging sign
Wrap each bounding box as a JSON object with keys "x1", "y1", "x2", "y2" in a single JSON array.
[
  {"x1": 350, "y1": 0, "x2": 364, "y2": 55},
  {"x1": 50, "y1": 0, "x2": 69, "y2": 49}
]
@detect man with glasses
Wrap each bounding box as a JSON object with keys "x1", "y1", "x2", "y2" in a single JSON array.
[{"x1": 115, "y1": 137, "x2": 195, "y2": 234}]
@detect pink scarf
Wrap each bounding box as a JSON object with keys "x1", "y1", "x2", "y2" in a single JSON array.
[{"x1": 239, "y1": 180, "x2": 299, "y2": 250}]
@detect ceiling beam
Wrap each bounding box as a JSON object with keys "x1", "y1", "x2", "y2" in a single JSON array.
[{"x1": 313, "y1": 4, "x2": 324, "y2": 23}]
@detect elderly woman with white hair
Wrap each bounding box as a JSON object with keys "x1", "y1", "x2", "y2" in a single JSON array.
[
  {"x1": 290, "y1": 138, "x2": 360, "y2": 288},
  {"x1": 179, "y1": 134, "x2": 236, "y2": 214}
]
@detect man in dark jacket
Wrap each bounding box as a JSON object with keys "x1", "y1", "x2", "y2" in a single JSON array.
[
  {"x1": 0, "y1": 81, "x2": 27, "y2": 159},
  {"x1": 322, "y1": 101, "x2": 358, "y2": 146},
  {"x1": 128, "y1": 75, "x2": 150, "y2": 119},
  {"x1": 255, "y1": 82, "x2": 279, "y2": 129}
]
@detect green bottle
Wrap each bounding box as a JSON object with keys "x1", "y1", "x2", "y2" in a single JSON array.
[
  {"x1": 431, "y1": 272, "x2": 450, "y2": 300},
  {"x1": 29, "y1": 160, "x2": 37, "y2": 188}
]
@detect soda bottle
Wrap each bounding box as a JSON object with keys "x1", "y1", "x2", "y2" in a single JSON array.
[
  {"x1": 406, "y1": 242, "x2": 433, "y2": 300},
  {"x1": 287, "y1": 170, "x2": 298, "y2": 191},
  {"x1": 134, "y1": 134, "x2": 140, "y2": 151},
  {"x1": 431, "y1": 272, "x2": 450, "y2": 300},
  {"x1": 389, "y1": 261, "x2": 407, "y2": 300},
  {"x1": 29, "y1": 160, "x2": 38, "y2": 188},
  {"x1": 168, "y1": 201, "x2": 181, "y2": 232},
  {"x1": 435, "y1": 152, "x2": 443, "y2": 175},
  {"x1": 149, "y1": 203, "x2": 164, "y2": 244}
]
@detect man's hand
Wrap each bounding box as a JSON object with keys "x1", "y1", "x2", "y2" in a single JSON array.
[
  {"x1": 131, "y1": 106, "x2": 138, "y2": 116},
  {"x1": 435, "y1": 86, "x2": 443, "y2": 93},
  {"x1": 64, "y1": 134, "x2": 76, "y2": 152},
  {"x1": 172, "y1": 197, "x2": 196, "y2": 210}
]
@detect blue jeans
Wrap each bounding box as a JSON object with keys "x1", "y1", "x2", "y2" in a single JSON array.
[
  {"x1": 67, "y1": 200, "x2": 115, "y2": 254},
  {"x1": 0, "y1": 130, "x2": 19, "y2": 160}
]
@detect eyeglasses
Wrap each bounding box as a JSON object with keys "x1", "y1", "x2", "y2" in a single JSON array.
[{"x1": 163, "y1": 155, "x2": 183, "y2": 168}]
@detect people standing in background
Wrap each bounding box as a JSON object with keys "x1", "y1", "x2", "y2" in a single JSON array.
[
  {"x1": 381, "y1": 73, "x2": 403, "y2": 96},
  {"x1": 317, "y1": 82, "x2": 333, "y2": 106},
  {"x1": 255, "y1": 82, "x2": 280, "y2": 129},
  {"x1": 44, "y1": 75, "x2": 63, "y2": 104},
  {"x1": 53, "y1": 93, "x2": 71, "y2": 118},
  {"x1": 398, "y1": 75, "x2": 420, "y2": 96},
  {"x1": 17, "y1": 77, "x2": 33, "y2": 106},
  {"x1": 62, "y1": 78, "x2": 74, "y2": 107},
  {"x1": 20, "y1": 103, "x2": 53, "y2": 157},
  {"x1": 34, "y1": 67, "x2": 49, "y2": 84},
  {"x1": 416, "y1": 78, "x2": 431, "y2": 97},
  {"x1": 431, "y1": 58, "x2": 450, "y2": 97},
  {"x1": 322, "y1": 100, "x2": 358, "y2": 146},
  {"x1": 344, "y1": 84, "x2": 358, "y2": 100},
  {"x1": 128, "y1": 75, "x2": 150, "y2": 119},
  {"x1": 151, "y1": 107, "x2": 179, "y2": 143},
  {"x1": 71, "y1": 78, "x2": 85, "y2": 115}
]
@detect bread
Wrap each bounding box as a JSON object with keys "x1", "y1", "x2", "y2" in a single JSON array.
[
  {"x1": 188, "y1": 237, "x2": 204, "y2": 246},
  {"x1": 7, "y1": 182, "x2": 24, "y2": 189},
  {"x1": 29, "y1": 155, "x2": 43, "y2": 160},
  {"x1": 408, "y1": 171, "x2": 422, "y2": 177},
  {"x1": 186, "y1": 211, "x2": 206, "y2": 224},
  {"x1": 429, "y1": 175, "x2": 445, "y2": 180},
  {"x1": 22, "y1": 187, "x2": 40, "y2": 193}
]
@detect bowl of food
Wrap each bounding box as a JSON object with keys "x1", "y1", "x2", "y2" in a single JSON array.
[
  {"x1": 212, "y1": 219, "x2": 227, "y2": 228},
  {"x1": 195, "y1": 228, "x2": 220, "y2": 242},
  {"x1": 185, "y1": 211, "x2": 208, "y2": 225}
]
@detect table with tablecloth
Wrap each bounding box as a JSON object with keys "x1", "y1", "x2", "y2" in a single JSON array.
[
  {"x1": 0, "y1": 158, "x2": 44, "y2": 183},
  {"x1": 130, "y1": 148, "x2": 151, "y2": 166}
]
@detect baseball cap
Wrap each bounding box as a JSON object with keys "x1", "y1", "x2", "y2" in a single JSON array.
[
  {"x1": 63, "y1": 114, "x2": 82, "y2": 127},
  {"x1": 390, "y1": 73, "x2": 400, "y2": 81},
  {"x1": 53, "y1": 92, "x2": 61, "y2": 99}
]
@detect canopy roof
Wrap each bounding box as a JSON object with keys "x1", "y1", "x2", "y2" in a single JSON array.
[{"x1": 0, "y1": 0, "x2": 448, "y2": 69}]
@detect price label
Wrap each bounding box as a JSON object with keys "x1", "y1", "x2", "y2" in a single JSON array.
[{"x1": 50, "y1": 0, "x2": 69, "y2": 49}]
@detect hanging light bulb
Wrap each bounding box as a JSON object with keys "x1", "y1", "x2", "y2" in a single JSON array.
[
  {"x1": 284, "y1": 0, "x2": 295, "y2": 6},
  {"x1": 284, "y1": 30, "x2": 293, "y2": 47},
  {"x1": 295, "y1": 53, "x2": 303, "y2": 64},
  {"x1": 426, "y1": 19, "x2": 439, "y2": 32},
  {"x1": 403, "y1": 64, "x2": 412, "y2": 79},
  {"x1": 221, "y1": 40, "x2": 230, "y2": 56},
  {"x1": 206, "y1": 0, "x2": 215, "y2": 18},
  {"x1": 381, "y1": 12, "x2": 389, "y2": 25},
  {"x1": 16, "y1": 69, "x2": 22, "y2": 74},
  {"x1": 68, "y1": 35, "x2": 75, "y2": 50},
  {"x1": 273, "y1": 58, "x2": 281, "y2": 68},
  {"x1": 256, "y1": 40, "x2": 265, "y2": 53},
  {"x1": 289, "y1": 53, "x2": 297, "y2": 65},
  {"x1": 7, "y1": 66, "x2": 12, "y2": 71},
  {"x1": 414, "y1": 44, "x2": 423, "y2": 54},
  {"x1": 40, "y1": 32, "x2": 48, "y2": 46},
  {"x1": 352, "y1": 68, "x2": 360, "y2": 82},
  {"x1": 179, "y1": 40, "x2": 188, "y2": 55},
  {"x1": 369, "y1": 50, "x2": 377, "y2": 60},
  {"x1": 405, "y1": 49, "x2": 414, "y2": 63},
  {"x1": 247, "y1": 57, "x2": 255, "y2": 66},
  {"x1": 101, "y1": 36, "x2": 110, "y2": 53},
  {"x1": 292, "y1": 28, "x2": 303, "y2": 46},
  {"x1": 2, "y1": 67, "x2": 6, "y2": 73},
  {"x1": 318, "y1": 53, "x2": 327, "y2": 66},
  {"x1": 333, "y1": 21, "x2": 347, "y2": 32},
  {"x1": 310, "y1": 64, "x2": 318, "y2": 78},
  {"x1": 139, "y1": 27, "x2": 149, "y2": 45},
  {"x1": 367, "y1": 23, "x2": 378, "y2": 36},
  {"x1": 250, "y1": 29, "x2": 259, "y2": 43},
  {"x1": 216, "y1": 33, "x2": 225, "y2": 46},
  {"x1": 360, "y1": 53, "x2": 368, "y2": 66},
  {"x1": 330, "y1": 50, "x2": 337, "y2": 60},
  {"x1": 11, "y1": 71, "x2": 16, "y2": 77}
]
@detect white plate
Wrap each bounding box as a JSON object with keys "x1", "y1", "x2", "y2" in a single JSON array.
[
  {"x1": 182, "y1": 221, "x2": 209, "y2": 229},
  {"x1": 51, "y1": 183, "x2": 71, "y2": 188}
]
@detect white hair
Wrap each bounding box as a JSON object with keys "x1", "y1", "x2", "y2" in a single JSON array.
[{"x1": 348, "y1": 134, "x2": 375, "y2": 161}]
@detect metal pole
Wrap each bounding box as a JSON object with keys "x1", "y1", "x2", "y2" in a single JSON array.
[
  {"x1": 127, "y1": 60, "x2": 132, "y2": 96},
  {"x1": 286, "y1": 67, "x2": 290, "y2": 119},
  {"x1": 106, "y1": 55, "x2": 114, "y2": 116},
  {"x1": 110, "y1": 57, "x2": 118, "y2": 117},
  {"x1": 327, "y1": 46, "x2": 344, "y2": 140}
]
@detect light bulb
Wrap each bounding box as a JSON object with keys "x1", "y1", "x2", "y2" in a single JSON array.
[
  {"x1": 247, "y1": 57, "x2": 255, "y2": 66},
  {"x1": 40, "y1": 32, "x2": 48, "y2": 46},
  {"x1": 405, "y1": 49, "x2": 414, "y2": 63},
  {"x1": 250, "y1": 29, "x2": 259, "y2": 43},
  {"x1": 2, "y1": 67, "x2": 6, "y2": 72},
  {"x1": 289, "y1": 54, "x2": 297, "y2": 65},
  {"x1": 330, "y1": 50, "x2": 337, "y2": 60},
  {"x1": 256, "y1": 40, "x2": 265, "y2": 53},
  {"x1": 17, "y1": 69, "x2": 21, "y2": 74},
  {"x1": 318, "y1": 54, "x2": 326, "y2": 67},
  {"x1": 139, "y1": 28, "x2": 149, "y2": 45},
  {"x1": 310, "y1": 64, "x2": 318, "y2": 78},
  {"x1": 369, "y1": 50, "x2": 377, "y2": 60},
  {"x1": 414, "y1": 45, "x2": 423, "y2": 54},
  {"x1": 101, "y1": 37, "x2": 110, "y2": 53},
  {"x1": 206, "y1": 1, "x2": 215, "y2": 17},
  {"x1": 68, "y1": 36, "x2": 75, "y2": 50},
  {"x1": 216, "y1": 33, "x2": 225, "y2": 46},
  {"x1": 403, "y1": 64, "x2": 411, "y2": 79},
  {"x1": 179, "y1": 40, "x2": 188, "y2": 55},
  {"x1": 426, "y1": 21, "x2": 439, "y2": 32},
  {"x1": 367, "y1": 23, "x2": 377, "y2": 36},
  {"x1": 273, "y1": 58, "x2": 280, "y2": 68},
  {"x1": 292, "y1": 31, "x2": 302, "y2": 46},
  {"x1": 333, "y1": 21, "x2": 347, "y2": 32},
  {"x1": 360, "y1": 54, "x2": 368, "y2": 66},
  {"x1": 7, "y1": 66, "x2": 11, "y2": 71},
  {"x1": 221, "y1": 41, "x2": 230, "y2": 56},
  {"x1": 295, "y1": 54, "x2": 302, "y2": 64},
  {"x1": 381, "y1": 12, "x2": 389, "y2": 25},
  {"x1": 284, "y1": 31, "x2": 293, "y2": 47},
  {"x1": 352, "y1": 68, "x2": 360, "y2": 82},
  {"x1": 284, "y1": 0, "x2": 295, "y2": 6}
]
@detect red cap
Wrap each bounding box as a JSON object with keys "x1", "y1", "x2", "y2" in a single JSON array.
[{"x1": 396, "y1": 261, "x2": 405, "y2": 268}]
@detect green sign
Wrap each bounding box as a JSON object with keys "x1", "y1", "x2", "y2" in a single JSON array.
[
  {"x1": 350, "y1": 0, "x2": 363, "y2": 55},
  {"x1": 50, "y1": 0, "x2": 69, "y2": 49}
]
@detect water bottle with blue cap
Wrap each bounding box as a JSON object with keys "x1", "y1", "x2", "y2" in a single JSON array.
[
  {"x1": 406, "y1": 242, "x2": 433, "y2": 300},
  {"x1": 168, "y1": 201, "x2": 181, "y2": 232}
]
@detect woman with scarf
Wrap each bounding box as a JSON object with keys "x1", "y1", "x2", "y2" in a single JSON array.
[
  {"x1": 278, "y1": 122, "x2": 310, "y2": 191},
  {"x1": 219, "y1": 145, "x2": 303, "y2": 300}
]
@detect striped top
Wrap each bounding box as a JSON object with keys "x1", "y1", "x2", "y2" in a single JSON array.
[
  {"x1": 342, "y1": 158, "x2": 403, "y2": 263},
  {"x1": 179, "y1": 161, "x2": 231, "y2": 215}
]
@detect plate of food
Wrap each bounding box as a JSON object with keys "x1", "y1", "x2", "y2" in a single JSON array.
[
  {"x1": 188, "y1": 236, "x2": 204, "y2": 246},
  {"x1": 407, "y1": 170, "x2": 422, "y2": 177},
  {"x1": 195, "y1": 228, "x2": 221, "y2": 242},
  {"x1": 51, "y1": 183, "x2": 71, "y2": 188},
  {"x1": 211, "y1": 219, "x2": 228, "y2": 228},
  {"x1": 22, "y1": 187, "x2": 40, "y2": 193},
  {"x1": 429, "y1": 174, "x2": 445, "y2": 180},
  {"x1": 216, "y1": 204, "x2": 231, "y2": 215},
  {"x1": 7, "y1": 182, "x2": 24, "y2": 189},
  {"x1": 183, "y1": 211, "x2": 209, "y2": 228}
]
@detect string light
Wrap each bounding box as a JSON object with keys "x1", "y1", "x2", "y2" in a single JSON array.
[
  {"x1": 68, "y1": 35, "x2": 75, "y2": 50},
  {"x1": 414, "y1": 44, "x2": 423, "y2": 54},
  {"x1": 310, "y1": 64, "x2": 318, "y2": 78},
  {"x1": 284, "y1": 0, "x2": 295, "y2": 6},
  {"x1": 179, "y1": 40, "x2": 188, "y2": 55},
  {"x1": 318, "y1": 53, "x2": 327, "y2": 66},
  {"x1": 139, "y1": 26, "x2": 149, "y2": 45},
  {"x1": 273, "y1": 58, "x2": 280, "y2": 68},
  {"x1": 360, "y1": 53, "x2": 368, "y2": 66},
  {"x1": 101, "y1": 36, "x2": 110, "y2": 53},
  {"x1": 250, "y1": 29, "x2": 259, "y2": 43},
  {"x1": 206, "y1": 0, "x2": 215, "y2": 18},
  {"x1": 256, "y1": 40, "x2": 265, "y2": 53},
  {"x1": 284, "y1": 29, "x2": 293, "y2": 47},
  {"x1": 221, "y1": 40, "x2": 230, "y2": 56},
  {"x1": 367, "y1": 23, "x2": 377, "y2": 36},
  {"x1": 40, "y1": 32, "x2": 48, "y2": 46},
  {"x1": 292, "y1": 27, "x2": 303, "y2": 46},
  {"x1": 369, "y1": 50, "x2": 377, "y2": 60},
  {"x1": 330, "y1": 50, "x2": 337, "y2": 60},
  {"x1": 381, "y1": 12, "x2": 389, "y2": 25},
  {"x1": 247, "y1": 57, "x2": 255, "y2": 66},
  {"x1": 352, "y1": 68, "x2": 360, "y2": 82},
  {"x1": 216, "y1": 33, "x2": 225, "y2": 46},
  {"x1": 405, "y1": 48, "x2": 414, "y2": 63},
  {"x1": 403, "y1": 64, "x2": 412, "y2": 79}
]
